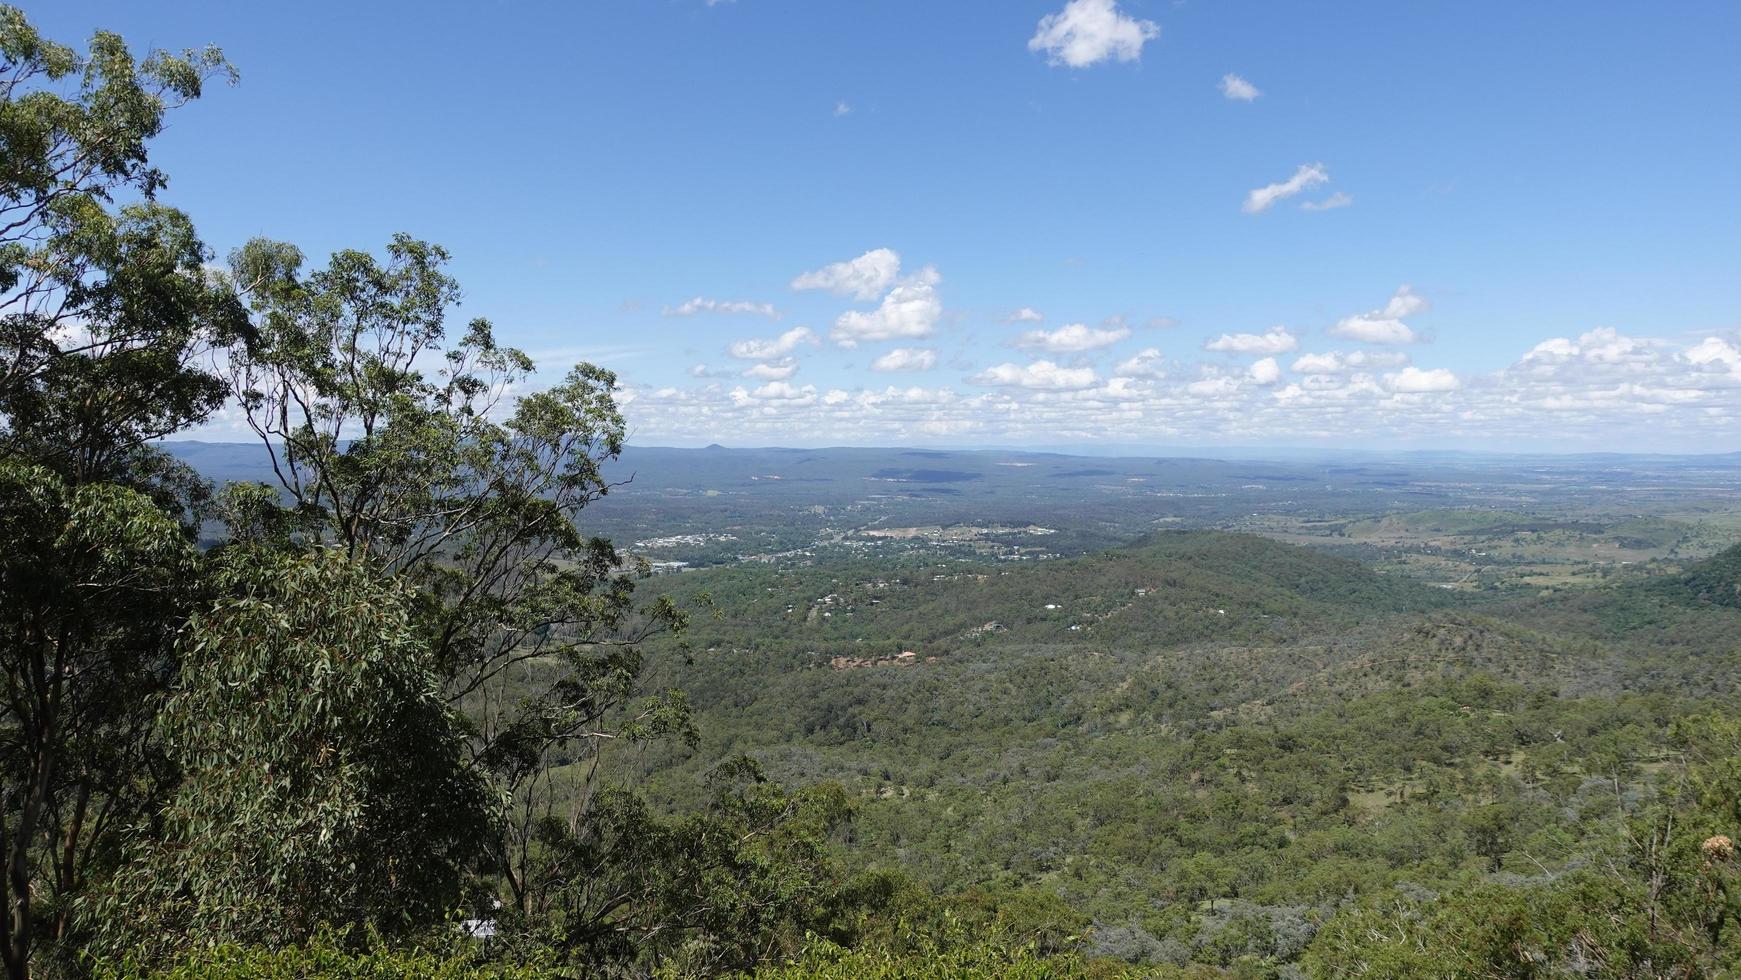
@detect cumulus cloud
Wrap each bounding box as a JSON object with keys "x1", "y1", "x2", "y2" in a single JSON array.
[
  {"x1": 1333, "y1": 317, "x2": 1416, "y2": 345},
  {"x1": 1328, "y1": 286, "x2": 1429, "y2": 344},
  {"x1": 1301, "y1": 191, "x2": 1353, "y2": 212},
  {"x1": 1016, "y1": 322, "x2": 1131, "y2": 353},
  {"x1": 1514, "y1": 329, "x2": 1673, "y2": 388},
  {"x1": 1384, "y1": 366, "x2": 1459, "y2": 392},
  {"x1": 1383, "y1": 285, "x2": 1429, "y2": 318},
  {"x1": 736, "y1": 381, "x2": 816, "y2": 403},
  {"x1": 1572, "y1": 327, "x2": 1655, "y2": 364},
  {"x1": 1028, "y1": 0, "x2": 1159, "y2": 68},
  {"x1": 727, "y1": 326, "x2": 819, "y2": 360},
  {"x1": 834, "y1": 100, "x2": 852, "y2": 117},
  {"x1": 830, "y1": 267, "x2": 943, "y2": 347},
  {"x1": 1186, "y1": 376, "x2": 1241, "y2": 398},
  {"x1": 1688, "y1": 337, "x2": 1741, "y2": 379},
  {"x1": 608, "y1": 329, "x2": 1741, "y2": 452},
  {"x1": 1220, "y1": 73, "x2": 1260, "y2": 101},
  {"x1": 663, "y1": 296, "x2": 780, "y2": 318},
  {"x1": 1291, "y1": 350, "x2": 1410, "y2": 374},
  {"x1": 1523, "y1": 337, "x2": 1581, "y2": 362},
  {"x1": 1243, "y1": 163, "x2": 1328, "y2": 214},
  {"x1": 742, "y1": 359, "x2": 799, "y2": 381},
  {"x1": 1115, "y1": 348, "x2": 1166, "y2": 378},
  {"x1": 1289, "y1": 352, "x2": 1341, "y2": 375},
  {"x1": 870, "y1": 347, "x2": 938, "y2": 372},
  {"x1": 1204, "y1": 325, "x2": 1299, "y2": 355},
  {"x1": 791, "y1": 248, "x2": 901, "y2": 300},
  {"x1": 972, "y1": 360, "x2": 1099, "y2": 390},
  {"x1": 1004, "y1": 307, "x2": 1045, "y2": 324}
]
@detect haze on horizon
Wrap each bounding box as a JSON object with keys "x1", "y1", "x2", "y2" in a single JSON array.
[{"x1": 44, "y1": 0, "x2": 1741, "y2": 453}]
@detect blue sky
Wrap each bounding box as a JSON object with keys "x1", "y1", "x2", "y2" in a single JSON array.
[{"x1": 42, "y1": 1, "x2": 1741, "y2": 451}]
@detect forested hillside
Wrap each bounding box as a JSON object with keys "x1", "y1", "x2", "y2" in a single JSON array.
[{"x1": 615, "y1": 538, "x2": 1741, "y2": 973}]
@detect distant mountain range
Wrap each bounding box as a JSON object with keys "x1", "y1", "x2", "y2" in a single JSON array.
[{"x1": 160, "y1": 439, "x2": 1741, "y2": 492}]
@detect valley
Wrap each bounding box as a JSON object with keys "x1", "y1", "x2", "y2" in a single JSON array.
[{"x1": 164, "y1": 441, "x2": 1741, "y2": 974}]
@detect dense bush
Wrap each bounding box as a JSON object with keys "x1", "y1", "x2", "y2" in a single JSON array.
[{"x1": 94, "y1": 937, "x2": 561, "y2": 980}]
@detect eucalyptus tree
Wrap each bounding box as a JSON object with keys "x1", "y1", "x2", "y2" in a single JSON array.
[
  {"x1": 501, "y1": 759, "x2": 853, "y2": 974},
  {"x1": 0, "y1": 464, "x2": 194, "y2": 979},
  {"x1": 98, "y1": 547, "x2": 496, "y2": 960},
  {"x1": 217, "y1": 234, "x2": 692, "y2": 923},
  {"x1": 0, "y1": 10, "x2": 236, "y2": 977},
  {"x1": 0, "y1": 7, "x2": 241, "y2": 487}
]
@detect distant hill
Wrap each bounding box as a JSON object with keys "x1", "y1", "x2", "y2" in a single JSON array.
[
  {"x1": 160, "y1": 440, "x2": 278, "y2": 485},
  {"x1": 1669, "y1": 542, "x2": 1741, "y2": 609},
  {"x1": 649, "y1": 529, "x2": 1460, "y2": 663},
  {"x1": 1006, "y1": 531, "x2": 1459, "y2": 648}
]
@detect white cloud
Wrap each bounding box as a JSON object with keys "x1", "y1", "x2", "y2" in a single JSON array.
[
  {"x1": 742, "y1": 359, "x2": 799, "y2": 381},
  {"x1": 1204, "y1": 325, "x2": 1299, "y2": 355},
  {"x1": 1523, "y1": 337, "x2": 1581, "y2": 362},
  {"x1": 1516, "y1": 328, "x2": 1668, "y2": 376},
  {"x1": 972, "y1": 360, "x2": 1099, "y2": 390},
  {"x1": 1016, "y1": 322, "x2": 1131, "y2": 353},
  {"x1": 603, "y1": 328, "x2": 1741, "y2": 452},
  {"x1": 831, "y1": 267, "x2": 942, "y2": 347},
  {"x1": 727, "y1": 326, "x2": 819, "y2": 360},
  {"x1": 1328, "y1": 286, "x2": 1429, "y2": 344},
  {"x1": 739, "y1": 381, "x2": 816, "y2": 403},
  {"x1": 1291, "y1": 350, "x2": 1410, "y2": 374},
  {"x1": 1384, "y1": 366, "x2": 1459, "y2": 392},
  {"x1": 834, "y1": 100, "x2": 852, "y2": 117},
  {"x1": 1028, "y1": 0, "x2": 1159, "y2": 68},
  {"x1": 1688, "y1": 337, "x2": 1741, "y2": 378},
  {"x1": 1331, "y1": 316, "x2": 1415, "y2": 344},
  {"x1": 1186, "y1": 376, "x2": 1241, "y2": 398},
  {"x1": 1579, "y1": 327, "x2": 1653, "y2": 364},
  {"x1": 1249, "y1": 357, "x2": 1282, "y2": 385},
  {"x1": 791, "y1": 248, "x2": 901, "y2": 300},
  {"x1": 1220, "y1": 73, "x2": 1260, "y2": 101},
  {"x1": 1382, "y1": 285, "x2": 1429, "y2": 319},
  {"x1": 870, "y1": 347, "x2": 938, "y2": 372},
  {"x1": 1290, "y1": 352, "x2": 1342, "y2": 375},
  {"x1": 663, "y1": 296, "x2": 780, "y2": 318},
  {"x1": 1004, "y1": 307, "x2": 1045, "y2": 324},
  {"x1": 1301, "y1": 191, "x2": 1353, "y2": 212},
  {"x1": 1243, "y1": 163, "x2": 1328, "y2": 214},
  {"x1": 1529, "y1": 329, "x2": 1657, "y2": 368},
  {"x1": 1115, "y1": 347, "x2": 1166, "y2": 378}
]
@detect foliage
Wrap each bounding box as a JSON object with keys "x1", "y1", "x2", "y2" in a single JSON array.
[
  {"x1": 0, "y1": 5, "x2": 242, "y2": 488},
  {"x1": 1300, "y1": 873, "x2": 1710, "y2": 978},
  {"x1": 604, "y1": 532, "x2": 1741, "y2": 972},
  {"x1": 497, "y1": 758, "x2": 853, "y2": 975},
  {"x1": 1665, "y1": 542, "x2": 1741, "y2": 610},
  {"x1": 1301, "y1": 716, "x2": 1741, "y2": 977},
  {"x1": 96, "y1": 548, "x2": 495, "y2": 961},
  {"x1": 214, "y1": 234, "x2": 693, "y2": 936},
  {"x1": 0, "y1": 460, "x2": 194, "y2": 976},
  {"x1": 731, "y1": 938, "x2": 1221, "y2": 979},
  {"x1": 0, "y1": 12, "x2": 235, "y2": 974},
  {"x1": 94, "y1": 932, "x2": 563, "y2": 980}
]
